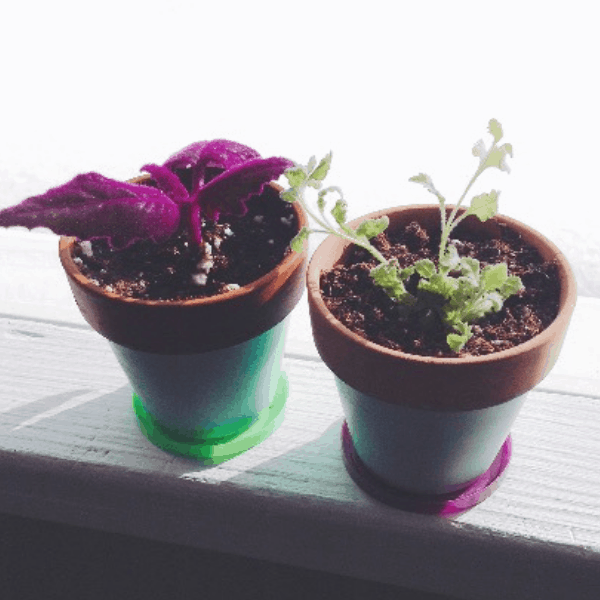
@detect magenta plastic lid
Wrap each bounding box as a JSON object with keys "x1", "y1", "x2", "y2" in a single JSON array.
[{"x1": 341, "y1": 420, "x2": 512, "y2": 517}]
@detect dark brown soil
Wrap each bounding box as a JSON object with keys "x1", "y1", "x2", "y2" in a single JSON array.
[
  {"x1": 320, "y1": 220, "x2": 560, "y2": 357},
  {"x1": 73, "y1": 185, "x2": 297, "y2": 301}
]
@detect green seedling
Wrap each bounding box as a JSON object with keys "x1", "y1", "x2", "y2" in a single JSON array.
[{"x1": 282, "y1": 119, "x2": 523, "y2": 353}]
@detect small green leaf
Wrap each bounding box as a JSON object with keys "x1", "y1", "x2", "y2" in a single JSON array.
[
  {"x1": 486, "y1": 291, "x2": 504, "y2": 312},
  {"x1": 399, "y1": 265, "x2": 415, "y2": 280},
  {"x1": 307, "y1": 179, "x2": 322, "y2": 190},
  {"x1": 307, "y1": 156, "x2": 317, "y2": 172},
  {"x1": 370, "y1": 261, "x2": 400, "y2": 288},
  {"x1": 409, "y1": 173, "x2": 431, "y2": 185},
  {"x1": 484, "y1": 143, "x2": 513, "y2": 173},
  {"x1": 468, "y1": 190, "x2": 498, "y2": 222},
  {"x1": 447, "y1": 330, "x2": 470, "y2": 353},
  {"x1": 290, "y1": 226, "x2": 310, "y2": 253},
  {"x1": 458, "y1": 320, "x2": 472, "y2": 336},
  {"x1": 439, "y1": 245, "x2": 461, "y2": 273},
  {"x1": 370, "y1": 260, "x2": 414, "y2": 304},
  {"x1": 310, "y1": 152, "x2": 332, "y2": 182},
  {"x1": 355, "y1": 216, "x2": 389, "y2": 240},
  {"x1": 331, "y1": 198, "x2": 348, "y2": 226},
  {"x1": 461, "y1": 292, "x2": 505, "y2": 322},
  {"x1": 444, "y1": 308, "x2": 461, "y2": 327},
  {"x1": 459, "y1": 257, "x2": 480, "y2": 280},
  {"x1": 285, "y1": 166, "x2": 307, "y2": 188},
  {"x1": 318, "y1": 186, "x2": 343, "y2": 205},
  {"x1": 446, "y1": 334, "x2": 463, "y2": 352},
  {"x1": 414, "y1": 258, "x2": 436, "y2": 279},
  {"x1": 317, "y1": 191, "x2": 326, "y2": 212},
  {"x1": 409, "y1": 172, "x2": 446, "y2": 206},
  {"x1": 280, "y1": 188, "x2": 297, "y2": 203},
  {"x1": 418, "y1": 273, "x2": 459, "y2": 299},
  {"x1": 481, "y1": 262, "x2": 508, "y2": 291},
  {"x1": 488, "y1": 119, "x2": 503, "y2": 143},
  {"x1": 451, "y1": 277, "x2": 478, "y2": 308},
  {"x1": 500, "y1": 275, "x2": 523, "y2": 298},
  {"x1": 316, "y1": 187, "x2": 344, "y2": 218}
]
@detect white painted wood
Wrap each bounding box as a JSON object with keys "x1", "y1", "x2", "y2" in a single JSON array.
[
  {"x1": 1, "y1": 309, "x2": 600, "y2": 599},
  {"x1": 1, "y1": 228, "x2": 600, "y2": 598}
]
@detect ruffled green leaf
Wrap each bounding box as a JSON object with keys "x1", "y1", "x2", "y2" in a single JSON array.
[
  {"x1": 409, "y1": 172, "x2": 446, "y2": 206},
  {"x1": 500, "y1": 275, "x2": 524, "y2": 298},
  {"x1": 331, "y1": 198, "x2": 348, "y2": 226},
  {"x1": 290, "y1": 226, "x2": 310, "y2": 253},
  {"x1": 414, "y1": 258, "x2": 436, "y2": 279},
  {"x1": 439, "y1": 245, "x2": 461, "y2": 273},
  {"x1": 399, "y1": 265, "x2": 415, "y2": 280},
  {"x1": 280, "y1": 188, "x2": 297, "y2": 203},
  {"x1": 285, "y1": 166, "x2": 307, "y2": 188},
  {"x1": 317, "y1": 192, "x2": 326, "y2": 212},
  {"x1": 317, "y1": 186, "x2": 343, "y2": 213},
  {"x1": 459, "y1": 257, "x2": 480, "y2": 281},
  {"x1": 486, "y1": 291, "x2": 504, "y2": 312},
  {"x1": 418, "y1": 273, "x2": 459, "y2": 299},
  {"x1": 355, "y1": 216, "x2": 389, "y2": 240},
  {"x1": 464, "y1": 293, "x2": 504, "y2": 322},
  {"x1": 484, "y1": 143, "x2": 513, "y2": 173},
  {"x1": 310, "y1": 153, "x2": 332, "y2": 182},
  {"x1": 449, "y1": 277, "x2": 478, "y2": 309},
  {"x1": 370, "y1": 260, "x2": 414, "y2": 304},
  {"x1": 481, "y1": 262, "x2": 508, "y2": 291},
  {"x1": 488, "y1": 119, "x2": 503, "y2": 143},
  {"x1": 468, "y1": 190, "x2": 498, "y2": 221},
  {"x1": 447, "y1": 320, "x2": 472, "y2": 352}
]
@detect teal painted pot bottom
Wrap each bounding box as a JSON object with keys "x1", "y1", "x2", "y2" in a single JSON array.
[
  {"x1": 133, "y1": 373, "x2": 288, "y2": 464},
  {"x1": 341, "y1": 420, "x2": 512, "y2": 516}
]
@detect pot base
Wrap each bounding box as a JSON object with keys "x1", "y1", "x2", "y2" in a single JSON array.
[
  {"x1": 133, "y1": 373, "x2": 288, "y2": 464},
  {"x1": 341, "y1": 421, "x2": 512, "y2": 517}
]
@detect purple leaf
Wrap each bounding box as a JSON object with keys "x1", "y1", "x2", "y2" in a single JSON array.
[
  {"x1": 164, "y1": 139, "x2": 262, "y2": 190},
  {"x1": 0, "y1": 173, "x2": 180, "y2": 249},
  {"x1": 192, "y1": 157, "x2": 294, "y2": 221},
  {"x1": 164, "y1": 139, "x2": 261, "y2": 171},
  {"x1": 140, "y1": 164, "x2": 189, "y2": 204}
]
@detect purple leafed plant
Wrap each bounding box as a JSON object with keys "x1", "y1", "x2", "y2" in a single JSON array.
[{"x1": 0, "y1": 140, "x2": 293, "y2": 248}]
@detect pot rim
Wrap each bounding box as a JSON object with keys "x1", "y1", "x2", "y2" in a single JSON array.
[
  {"x1": 59, "y1": 179, "x2": 308, "y2": 354},
  {"x1": 307, "y1": 204, "x2": 577, "y2": 366},
  {"x1": 59, "y1": 181, "x2": 307, "y2": 309}
]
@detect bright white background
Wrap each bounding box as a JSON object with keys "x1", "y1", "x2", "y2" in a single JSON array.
[{"x1": 1, "y1": 0, "x2": 599, "y2": 294}]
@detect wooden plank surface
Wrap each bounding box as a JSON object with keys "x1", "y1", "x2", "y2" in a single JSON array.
[{"x1": 1, "y1": 304, "x2": 600, "y2": 599}]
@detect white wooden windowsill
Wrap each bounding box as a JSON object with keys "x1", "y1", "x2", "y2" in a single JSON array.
[{"x1": 1, "y1": 231, "x2": 600, "y2": 599}]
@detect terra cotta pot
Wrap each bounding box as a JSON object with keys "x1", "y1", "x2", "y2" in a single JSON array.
[
  {"x1": 59, "y1": 182, "x2": 308, "y2": 463},
  {"x1": 307, "y1": 205, "x2": 577, "y2": 511}
]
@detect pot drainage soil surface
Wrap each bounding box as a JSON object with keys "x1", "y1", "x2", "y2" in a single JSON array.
[{"x1": 320, "y1": 220, "x2": 560, "y2": 358}]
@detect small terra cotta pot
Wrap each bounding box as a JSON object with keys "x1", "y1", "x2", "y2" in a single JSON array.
[
  {"x1": 307, "y1": 205, "x2": 577, "y2": 514},
  {"x1": 59, "y1": 182, "x2": 308, "y2": 464}
]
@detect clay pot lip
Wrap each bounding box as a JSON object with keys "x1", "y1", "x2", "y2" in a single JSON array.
[
  {"x1": 307, "y1": 204, "x2": 578, "y2": 366},
  {"x1": 59, "y1": 181, "x2": 308, "y2": 309}
]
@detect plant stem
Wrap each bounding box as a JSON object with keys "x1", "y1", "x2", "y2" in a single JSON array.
[
  {"x1": 438, "y1": 142, "x2": 494, "y2": 261},
  {"x1": 180, "y1": 202, "x2": 202, "y2": 245},
  {"x1": 295, "y1": 183, "x2": 387, "y2": 265}
]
